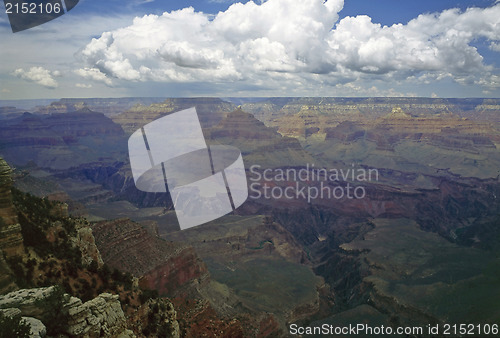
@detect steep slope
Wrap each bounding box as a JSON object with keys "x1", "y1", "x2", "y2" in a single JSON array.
[
  {"x1": 0, "y1": 158, "x2": 22, "y2": 294},
  {"x1": 208, "y1": 107, "x2": 321, "y2": 168},
  {"x1": 164, "y1": 215, "x2": 330, "y2": 324},
  {"x1": 92, "y1": 218, "x2": 209, "y2": 297},
  {"x1": 0, "y1": 158, "x2": 24, "y2": 257},
  {"x1": 0, "y1": 109, "x2": 128, "y2": 169},
  {"x1": 339, "y1": 218, "x2": 500, "y2": 326},
  {"x1": 312, "y1": 107, "x2": 500, "y2": 179},
  {"x1": 0, "y1": 158, "x2": 195, "y2": 337},
  {"x1": 91, "y1": 217, "x2": 281, "y2": 337}
]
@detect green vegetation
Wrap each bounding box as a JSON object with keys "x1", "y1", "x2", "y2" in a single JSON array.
[
  {"x1": 342, "y1": 218, "x2": 500, "y2": 325},
  {"x1": 207, "y1": 257, "x2": 321, "y2": 315},
  {"x1": 35, "y1": 285, "x2": 70, "y2": 336},
  {"x1": 142, "y1": 300, "x2": 175, "y2": 337},
  {"x1": 12, "y1": 188, "x2": 80, "y2": 263},
  {"x1": 248, "y1": 240, "x2": 273, "y2": 250},
  {"x1": 11, "y1": 188, "x2": 64, "y2": 231},
  {"x1": 139, "y1": 288, "x2": 159, "y2": 304},
  {"x1": 0, "y1": 312, "x2": 31, "y2": 338},
  {"x1": 6, "y1": 256, "x2": 29, "y2": 288},
  {"x1": 5, "y1": 189, "x2": 136, "y2": 304}
]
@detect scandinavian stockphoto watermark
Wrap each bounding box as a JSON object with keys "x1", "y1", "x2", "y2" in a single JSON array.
[
  {"x1": 249, "y1": 163, "x2": 379, "y2": 202},
  {"x1": 128, "y1": 107, "x2": 248, "y2": 230}
]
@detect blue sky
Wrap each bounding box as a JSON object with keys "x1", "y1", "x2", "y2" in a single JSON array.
[{"x1": 1, "y1": 0, "x2": 500, "y2": 99}]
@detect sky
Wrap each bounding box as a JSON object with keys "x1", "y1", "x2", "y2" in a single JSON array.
[{"x1": 1, "y1": 0, "x2": 500, "y2": 99}]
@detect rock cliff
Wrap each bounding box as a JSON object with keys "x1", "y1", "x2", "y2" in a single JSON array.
[
  {"x1": 71, "y1": 222, "x2": 104, "y2": 267},
  {"x1": 112, "y1": 98, "x2": 235, "y2": 134},
  {"x1": 128, "y1": 298, "x2": 180, "y2": 337},
  {"x1": 242, "y1": 97, "x2": 500, "y2": 125},
  {"x1": 0, "y1": 158, "x2": 24, "y2": 294},
  {"x1": 0, "y1": 286, "x2": 134, "y2": 337},
  {"x1": 36, "y1": 97, "x2": 168, "y2": 117},
  {"x1": 91, "y1": 218, "x2": 209, "y2": 297},
  {"x1": 0, "y1": 109, "x2": 127, "y2": 170},
  {"x1": 208, "y1": 108, "x2": 320, "y2": 167}
]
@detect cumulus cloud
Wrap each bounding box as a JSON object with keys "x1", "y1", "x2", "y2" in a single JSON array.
[
  {"x1": 13, "y1": 67, "x2": 60, "y2": 88},
  {"x1": 75, "y1": 83, "x2": 93, "y2": 88},
  {"x1": 328, "y1": 6, "x2": 500, "y2": 77},
  {"x1": 75, "y1": 0, "x2": 500, "y2": 93},
  {"x1": 74, "y1": 67, "x2": 114, "y2": 86}
]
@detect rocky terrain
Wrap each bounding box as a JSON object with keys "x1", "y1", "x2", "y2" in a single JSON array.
[
  {"x1": 91, "y1": 218, "x2": 209, "y2": 297},
  {"x1": 207, "y1": 107, "x2": 320, "y2": 168},
  {"x1": 0, "y1": 158, "x2": 23, "y2": 295},
  {"x1": 0, "y1": 108, "x2": 128, "y2": 170},
  {"x1": 0, "y1": 287, "x2": 134, "y2": 337},
  {"x1": 241, "y1": 97, "x2": 500, "y2": 125},
  {"x1": 1, "y1": 97, "x2": 500, "y2": 336},
  {"x1": 112, "y1": 97, "x2": 236, "y2": 134},
  {"x1": 0, "y1": 156, "x2": 283, "y2": 337},
  {"x1": 91, "y1": 217, "x2": 288, "y2": 336},
  {"x1": 164, "y1": 215, "x2": 330, "y2": 324},
  {"x1": 0, "y1": 157, "x2": 192, "y2": 337},
  {"x1": 34, "y1": 98, "x2": 169, "y2": 117}
]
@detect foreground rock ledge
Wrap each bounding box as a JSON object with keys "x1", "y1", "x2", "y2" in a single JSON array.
[{"x1": 0, "y1": 286, "x2": 135, "y2": 338}]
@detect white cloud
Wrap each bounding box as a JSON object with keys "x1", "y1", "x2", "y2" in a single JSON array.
[
  {"x1": 476, "y1": 74, "x2": 500, "y2": 89},
  {"x1": 75, "y1": 83, "x2": 93, "y2": 88},
  {"x1": 328, "y1": 6, "x2": 500, "y2": 78},
  {"x1": 74, "y1": 67, "x2": 114, "y2": 86},
  {"x1": 490, "y1": 42, "x2": 500, "y2": 52},
  {"x1": 12, "y1": 67, "x2": 59, "y2": 88},
  {"x1": 332, "y1": 82, "x2": 417, "y2": 97},
  {"x1": 75, "y1": 0, "x2": 500, "y2": 94}
]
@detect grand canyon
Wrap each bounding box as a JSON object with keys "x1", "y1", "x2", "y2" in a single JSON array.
[{"x1": 1, "y1": 97, "x2": 499, "y2": 337}]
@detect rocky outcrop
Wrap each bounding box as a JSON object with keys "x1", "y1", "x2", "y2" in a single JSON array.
[
  {"x1": 65, "y1": 293, "x2": 133, "y2": 337},
  {"x1": 208, "y1": 108, "x2": 319, "y2": 167},
  {"x1": 0, "y1": 286, "x2": 134, "y2": 337},
  {"x1": 0, "y1": 158, "x2": 18, "y2": 226},
  {"x1": 0, "y1": 158, "x2": 24, "y2": 257},
  {"x1": 0, "y1": 222, "x2": 24, "y2": 257},
  {"x1": 0, "y1": 308, "x2": 47, "y2": 338},
  {"x1": 325, "y1": 120, "x2": 365, "y2": 142},
  {"x1": 92, "y1": 218, "x2": 209, "y2": 297},
  {"x1": 22, "y1": 316, "x2": 46, "y2": 337},
  {"x1": 128, "y1": 298, "x2": 179, "y2": 338},
  {"x1": 90, "y1": 219, "x2": 259, "y2": 335},
  {"x1": 276, "y1": 106, "x2": 334, "y2": 138},
  {"x1": 0, "y1": 287, "x2": 57, "y2": 318},
  {"x1": 71, "y1": 222, "x2": 104, "y2": 267},
  {"x1": 209, "y1": 108, "x2": 278, "y2": 140}
]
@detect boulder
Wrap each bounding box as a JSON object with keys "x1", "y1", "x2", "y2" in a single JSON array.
[{"x1": 0, "y1": 287, "x2": 135, "y2": 337}]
